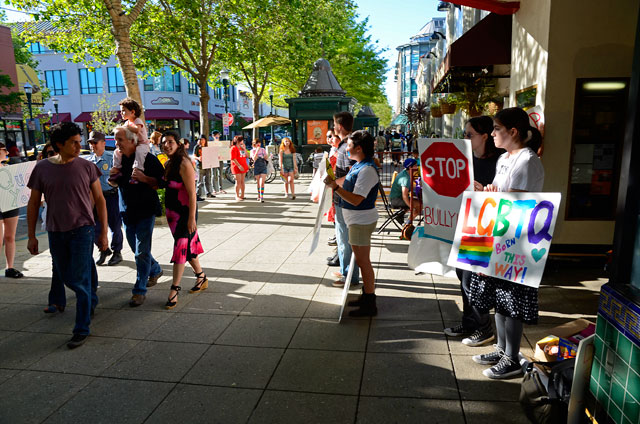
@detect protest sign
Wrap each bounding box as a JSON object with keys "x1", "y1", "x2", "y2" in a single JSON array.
[
  {"x1": 201, "y1": 146, "x2": 219, "y2": 168},
  {"x1": 447, "y1": 191, "x2": 562, "y2": 288},
  {"x1": 0, "y1": 161, "x2": 36, "y2": 212},
  {"x1": 527, "y1": 105, "x2": 545, "y2": 131},
  {"x1": 338, "y1": 254, "x2": 356, "y2": 323},
  {"x1": 218, "y1": 146, "x2": 231, "y2": 161}
]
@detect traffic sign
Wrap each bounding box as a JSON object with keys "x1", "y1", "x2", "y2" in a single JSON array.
[
  {"x1": 223, "y1": 126, "x2": 229, "y2": 136},
  {"x1": 222, "y1": 113, "x2": 234, "y2": 127},
  {"x1": 420, "y1": 141, "x2": 470, "y2": 198}
]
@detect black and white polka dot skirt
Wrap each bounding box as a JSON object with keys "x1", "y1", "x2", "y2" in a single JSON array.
[{"x1": 469, "y1": 273, "x2": 539, "y2": 324}]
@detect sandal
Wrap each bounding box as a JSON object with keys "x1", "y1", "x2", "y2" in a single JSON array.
[
  {"x1": 190, "y1": 271, "x2": 208, "y2": 293},
  {"x1": 43, "y1": 304, "x2": 65, "y2": 313},
  {"x1": 165, "y1": 285, "x2": 181, "y2": 309}
]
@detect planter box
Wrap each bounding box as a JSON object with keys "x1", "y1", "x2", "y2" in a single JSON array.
[{"x1": 431, "y1": 107, "x2": 443, "y2": 118}]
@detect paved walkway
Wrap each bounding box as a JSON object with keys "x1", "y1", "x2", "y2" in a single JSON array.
[{"x1": 0, "y1": 179, "x2": 605, "y2": 423}]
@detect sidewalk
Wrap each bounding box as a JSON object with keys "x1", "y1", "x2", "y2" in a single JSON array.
[{"x1": 0, "y1": 179, "x2": 605, "y2": 423}]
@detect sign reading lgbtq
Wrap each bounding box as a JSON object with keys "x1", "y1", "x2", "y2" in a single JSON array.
[{"x1": 447, "y1": 191, "x2": 562, "y2": 288}]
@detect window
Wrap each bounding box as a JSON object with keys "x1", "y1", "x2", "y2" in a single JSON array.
[
  {"x1": 144, "y1": 66, "x2": 182, "y2": 92},
  {"x1": 78, "y1": 68, "x2": 103, "y2": 94},
  {"x1": 107, "y1": 67, "x2": 125, "y2": 93},
  {"x1": 29, "y1": 42, "x2": 51, "y2": 54},
  {"x1": 44, "y1": 70, "x2": 69, "y2": 95},
  {"x1": 188, "y1": 80, "x2": 198, "y2": 95}
]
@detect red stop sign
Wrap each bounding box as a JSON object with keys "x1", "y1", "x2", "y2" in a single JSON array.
[{"x1": 421, "y1": 142, "x2": 470, "y2": 197}]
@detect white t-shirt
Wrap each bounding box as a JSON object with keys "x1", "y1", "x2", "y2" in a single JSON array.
[
  {"x1": 342, "y1": 165, "x2": 380, "y2": 226},
  {"x1": 492, "y1": 148, "x2": 544, "y2": 192}
]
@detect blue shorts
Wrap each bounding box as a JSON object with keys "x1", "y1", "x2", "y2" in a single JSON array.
[{"x1": 282, "y1": 167, "x2": 294, "y2": 174}]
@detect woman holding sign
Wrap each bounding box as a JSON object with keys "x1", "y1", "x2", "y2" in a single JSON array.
[
  {"x1": 470, "y1": 107, "x2": 544, "y2": 379},
  {"x1": 0, "y1": 142, "x2": 23, "y2": 279},
  {"x1": 324, "y1": 130, "x2": 379, "y2": 317}
]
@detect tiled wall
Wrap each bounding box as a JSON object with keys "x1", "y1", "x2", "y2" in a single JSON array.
[{"x1": 589, "y1": 284, "x2": 640, "y2": 424}]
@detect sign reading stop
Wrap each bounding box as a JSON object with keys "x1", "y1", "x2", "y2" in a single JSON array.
[
  {"x1": 421, "y1": 141, "x2": 471, "y2": 198},
  {"x1": 222, "y1": 113, "x2": 234, "y2": 127}
]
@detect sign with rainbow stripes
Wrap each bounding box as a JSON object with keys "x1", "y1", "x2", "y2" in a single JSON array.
[{"x1": 447, "y1": 191, "x2": 562, "y2": 288}]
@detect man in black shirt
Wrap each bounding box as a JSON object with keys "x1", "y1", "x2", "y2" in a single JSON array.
[{"x1": 112, "y1": 125, "x2": 165, "y2": 307}]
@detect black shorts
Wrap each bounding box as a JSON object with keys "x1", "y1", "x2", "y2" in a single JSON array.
[
  {"x1": 390, "y1": 197, "x2": 408, "y2": 209},
  {"x1": 0, "y1": 208, "x2": 19, "y2": 219}
]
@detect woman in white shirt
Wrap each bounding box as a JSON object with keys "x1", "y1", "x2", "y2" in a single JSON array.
[
  {"x1": 470, "y1": 107, "x2": 544, "y2": 380},
  {"x1": 324, "y1": 130, "x2": 379, "y2": 317}
]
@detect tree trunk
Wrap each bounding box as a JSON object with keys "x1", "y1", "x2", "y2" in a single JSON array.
[
  {"x1": 112, "y1": 19, "x2": 144, "y2": 120},
  {"x1": 252, "y1": 92, "x2": 261, "y2": 141},
  {"x1": 198, "y1": 78, "x2": 211, "y2": 139}
]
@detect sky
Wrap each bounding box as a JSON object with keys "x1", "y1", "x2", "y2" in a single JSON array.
[
  {"x1": 354, "y1": 0, "x2": 446, "y2": 109},
  {"x1": 2, "y1": 0, "x2": 445, "y2": 111}
]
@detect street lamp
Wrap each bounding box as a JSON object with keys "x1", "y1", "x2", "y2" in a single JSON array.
[
  {"x1": 24, "y1": 82, "x2": 34, "y2": 156},
  {"x1": 269, "y1": 86, "x2": 274, "y2": 146},
  {"x1": 52, "y1": 97, "x2": 59, "y2": 123},
  {"x1": 219, "y1": 68, "x2": 229, "y2": 113}
]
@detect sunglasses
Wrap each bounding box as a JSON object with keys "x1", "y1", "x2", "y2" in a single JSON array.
[{"x1": 45, "y1": 150, "x2": 56, "y2": 157}]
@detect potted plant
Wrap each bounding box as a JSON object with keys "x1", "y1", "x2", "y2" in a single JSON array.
[
  {"x1": 430, "y1": 102, "x2": 443, "y2": 118},
  {"x1": 439, "y1": 94, "x2": 457, "y2": 114}
]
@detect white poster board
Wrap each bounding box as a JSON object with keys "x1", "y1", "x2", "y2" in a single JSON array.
[
  {"x1": 308, "y1": 185, "x2": 332, "y2": 255},
  {"x1": 338, "y1": 254, "x2": 356, "y2": 323},
  {"x1": 527, "y1": 105, "x2": 545, "y2": 131},
  {"x1": 0, "y1": 161, "x2": 37, "y2": 212},
  {"x1": 218, "y1": 147, "x2": 231, "y2": 161},
  {"x1": 447, "y1": 191, "x2": 562, "y2": 288},
  {"x1": 201, "y1": 146, "x2": 219, "y2": 168}
]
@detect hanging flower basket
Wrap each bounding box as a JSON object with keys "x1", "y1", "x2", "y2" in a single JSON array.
[
  {"x1": 486, "y1": 101, "x2": 503, "y2": 116},
  {"x1": 468, "y1": 104, "x2": 483, "y2": 117},
  {"x1": 431, "y1": 106, "x2": 443, "y2": 118},
  {"x1": 440, "y1": 102, "x2": 456, "y2": 114}
]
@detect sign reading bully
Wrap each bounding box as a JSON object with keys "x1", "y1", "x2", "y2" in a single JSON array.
[{"x1": 447, "y1": 191, "x2": 561, "y2": 288}]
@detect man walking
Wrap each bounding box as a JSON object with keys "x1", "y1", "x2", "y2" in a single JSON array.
[
  {"x1": 87, "y1": 131, "x2": 123, "y2": 266},
  {"x1": 111, "y1": 125, "x2": 165, "y2": 307},
  {"x1": 331, "y1": 111, "x2": 359, "y2": 288},
  {"x1": 27, "y1": 122, "x2": 107, "y2": 349}
]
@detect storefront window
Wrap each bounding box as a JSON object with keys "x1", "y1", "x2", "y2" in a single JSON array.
[
  {"x1": 78, "y1": 68, "x2": 103, "y2": 94},
  {"x1": 567, "y1": 78, "x2": 629, "y2": 220},
  {"x1": 154, "y1": 119, "x2": 179, "y2": 132},
  {"x1": 44, "y1": 70, "x2": 69, "y2": 95},
  {"x1": 144, "y1": 66, "x2": 182, "y2": 92},
  {"x1": 107, "y1": 67, "x2": 125, "y2": 93}
]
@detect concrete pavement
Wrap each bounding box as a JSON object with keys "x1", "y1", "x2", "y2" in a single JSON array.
[{"x1": 0, "y1": 179, "x2": 605, "y2": 423}]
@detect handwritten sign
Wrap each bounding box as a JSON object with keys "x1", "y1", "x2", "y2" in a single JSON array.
[
  {"x1": 528, "y1": 105, "x2": 545, "y2": 131},
  {"x1": 201, "y1": 146, "x2": 219, "y2": 168},
  {"x1": 447, "y1": 191, "x2": 561, "y2": 288},
  {"x1": 0, "y1": 161, "x2": 37, "y2": 212}
]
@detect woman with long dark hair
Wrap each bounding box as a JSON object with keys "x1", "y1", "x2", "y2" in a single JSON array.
[
  {"x1": 230, "y1": 135, "x2": 248, "y2": 201},
  {"x1": 470, "y1": 107, "x2": 544, "y2": 379},
  {"x1": 161, "y1": 131, "x2": 207, "y2": 309}
]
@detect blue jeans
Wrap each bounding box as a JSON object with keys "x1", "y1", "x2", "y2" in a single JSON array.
[
  {"x1": 335, "y1": 206, "x2": 359, "y2": 283},
  {"x1": 95, "y1": 191, "x2": 123, "y2": 252},
  {"x1": 48, "y1": 225, "x2": 99, "y2": 336},
  {"x1": 123, "y1": 215, "x2": 161, "y2": 296}
]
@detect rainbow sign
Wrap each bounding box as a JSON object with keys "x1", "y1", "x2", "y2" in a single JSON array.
[{"x1": 457, "y1": 236, "x2": 493, "y2": 267}]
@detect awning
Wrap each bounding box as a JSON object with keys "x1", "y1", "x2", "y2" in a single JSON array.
[
  {"x1": 144, "y1": 109, "x2": 195, "y2": 120},
  {"x1": 448, "y1": 1, "x2": 519, "y2": 15},
  {"x1": 189, "y1": 110, "x2": 216, "y2": 120},
  {"x1": 46, "y1": 112, "x2": 72, "y2": 123},
  {"x1": 431, "y1": 13, "x2": 512, "y2": 93},
  {"x1": 390, "y1": 114, "x2": 408, "y2": 126},
  {"x1": 74, "y1": 111, "x2": 120, "y2": 122}
]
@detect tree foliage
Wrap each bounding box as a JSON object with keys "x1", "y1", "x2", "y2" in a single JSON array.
[
  {"x1": 91, "y1": 94, "x2": 118, "y2": 135},
  {"x1": 0, "y1": 74, "x2": 22, "y2": 114}
]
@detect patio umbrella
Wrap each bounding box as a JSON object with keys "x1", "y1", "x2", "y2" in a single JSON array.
[{"x1": 242, "y1": 114, "x2": 291, "y2": 129}]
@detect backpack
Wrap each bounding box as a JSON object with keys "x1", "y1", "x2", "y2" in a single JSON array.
[{"x1": 520, "y1": 358, "x2": 575, "y2": 424}]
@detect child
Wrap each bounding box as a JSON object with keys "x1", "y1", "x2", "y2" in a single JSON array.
[{"x1": 109, "y1": 97, "x2": 150, "y2": 186}]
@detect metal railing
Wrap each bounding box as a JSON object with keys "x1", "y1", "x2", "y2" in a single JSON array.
[{"x1": 377, "y1": 151, "x2": 411, "y2": 187}]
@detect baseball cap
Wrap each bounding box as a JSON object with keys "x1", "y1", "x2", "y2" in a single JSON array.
[
  {"x1": 88, "y1": 131, "x2": 105, "y2": 143},
  {"x1": 403, "y1": 158, "x2": 418, "y2": 169}
]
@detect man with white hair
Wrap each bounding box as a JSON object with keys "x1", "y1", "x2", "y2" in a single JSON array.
[{"x1": 111, "y1": 125, "x2": 165, "y2": 307}]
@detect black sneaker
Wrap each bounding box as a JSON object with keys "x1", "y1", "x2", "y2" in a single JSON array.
[
  {"x1": 443, "y1": 324, "x2": 469, "y2": 337},
  {"x1": 67, "y1": 334, "x2": 88, "y2": 349},
  {"x1": 462, "y1": 329, "x2": 495, "y2": 347},
  {"x1": 473, "y1": 345, "x2": 505, "y2": 365},
  {"x1": 482, "y1": 355, "x2": 522, "y2": 379},
  {"x1": 96, "y1": 248, "x2": 112, "y2": 266},
  {"x1": 107, "y1": 251, "x2": 122, "y2": 266}
]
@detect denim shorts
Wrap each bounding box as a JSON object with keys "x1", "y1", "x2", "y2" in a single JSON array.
[{"x1": 282, "y1": 167, "x2": 294, "y2": 174}]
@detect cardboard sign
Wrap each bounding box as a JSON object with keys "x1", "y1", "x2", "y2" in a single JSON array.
[
  {"x1": 447, "y1": 191, "x2": 562, "y2": 288},
  {"x1": 218, "y1": 146, "x2": 231, "y2": 161},
  {"x1": 201, "y1": 146, "x2": 219, "y2": 169},
  {"x1": 417, "y1": 138, "x2": 474, "y2": 244},
  {"x1": 0, "y1": 161, "x2": 37, "y2": 212}
]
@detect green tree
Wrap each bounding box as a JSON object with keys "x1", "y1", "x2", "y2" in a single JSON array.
[
  {"x1": 91, "y1": 94, "x2": 118, "y2": 135},
  {"x1": 0, "y1": 74, "x2": 22, "y2": 114}
]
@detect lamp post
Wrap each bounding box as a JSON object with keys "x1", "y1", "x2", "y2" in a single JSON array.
[
  {"x1": 24, "y1": 82, "x2": 34, "y2": 156},
  {"x1": 269, "y1": 86, "x2": 274, "y2": 146},
  {"x1": 52, "y1": 97, "x2": 59, "y2": 123},
  {"x1": 219, "y1": 68, "x2": 229, "y2": 140},
  {"x1": 47, "y1": 110, "x2": 53, "y2": 143}
]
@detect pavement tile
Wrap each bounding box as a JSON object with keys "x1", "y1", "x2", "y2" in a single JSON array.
[
  {"x1": 0, "y1": 331, "x2": 69, "y2": 369},
  {"x1": 146, "y1": 313, "x2": 235, "y2": 344},
  {"x1": 0, "y1": 368, "x2": 18, "y2": 386},
  {"x1": 289, "y1": 318, "x2": 369, "y2": 351},
  {"x1": 23, "y1": 307, "x2": 117, "y2": 335},
  {"x1": 90, "y1": 310, "x2": 171, "y2": 339},
  {"x1": 209, "y1": 279, "x2": 266, "y2": 294},
  {"x1": 249, "y1": 391, "x2": 358, "y2": 424},
  {"x1": 101, "y1": 340, "x2": 209, "y2": 382},
  {"x1": 258, "y1": 282, "x2": 319, "y2": 296},
  {"x1": 183, "y1": 345, "x2": 283, "y2": 388},
  {"x1": 30, "y1": 336, "x2": 139, "y2": 376},
  {"x1": 374, "y1": 296, "x2": 442, "y2": 321},
  {"x1": 368, "y1": 320, "x2": 449, "y2": 354},
  {"x1": 183, "y1": 292, "x2": 254, "y2": 315},
  {"x1": 216, "y1": 316, "x2": 300, "y2": 348},
  {"x1": 0, "y1": 370, "x2": 93, "y2": 423},
  {"x1": 451, "y1": 354, "x2": 522, "y2": 401},
  {"x1": 361, "y1": 352, "x2": 458, "y2": 399},
  {"x1": 462, "y1": 401, "x2": 527, "y2": 423},
  {"x1": 268, "y1": 349, "x2": 364, "y2": 395},
  {"x1": 0, "y1": 329, "x2": 14, "y2": 341},
  {"x1": 304, "y1": 296, "x2": 343, "y2": 319},
  {"x1": 147, "y1": 384, "x2": 262, "y2": 424},
  {"x1": 241, "y1": 294, "x2": 312, "y2": 318},
  {"x1": 356, "y1": 397, "x2": 465, "y2": 424},
  {"x1": 92, "y1": 287, "x2": 131, "y2": 310},
  {"x1": 0, "y1": 303, "x2": 47, "y2": 330},
  {"x1": 44, "y1": 377, "x2": 174, "y2": 424}
]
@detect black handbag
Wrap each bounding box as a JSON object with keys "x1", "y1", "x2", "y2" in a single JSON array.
[{"x1": 520, "y1": 358, "x2": 575, "y2": 424}]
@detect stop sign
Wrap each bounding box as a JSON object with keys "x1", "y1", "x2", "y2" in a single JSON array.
[{"x1": 420, "y1": 142, "x2": 470, "y2": 197}]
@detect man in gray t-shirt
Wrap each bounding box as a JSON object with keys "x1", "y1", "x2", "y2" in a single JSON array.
[{"x1": 27, "y1": 122, "x2": 107, "y2": 350}]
